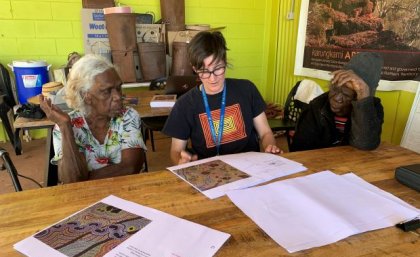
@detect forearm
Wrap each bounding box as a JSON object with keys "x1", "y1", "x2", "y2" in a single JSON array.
[
  {"x1": 58, "y1": 124, "x2": 89, "y2": 183},
  {"x1": 89, "y1": 148, "x2": 145, "y2": 180},
  {"x1": 253, "y1": 112, "x2": 278, "y2": 151},
  {"x1": 89, "y1": 161, "x2": 140, "y2": 180},
  {"x1": 170, "y1": 138, "x2": 191, "y2": 165},
  {"x1": 170, "y1": 149, "x2": 182, "y2": 165},
  {"x1": 260, "y1": 132, "x2": 277, "y2": 150}
]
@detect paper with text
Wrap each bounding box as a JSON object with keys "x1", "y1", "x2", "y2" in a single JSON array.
[{"x1": 167, "y1": 152, "x2": 307, "y2": 199}]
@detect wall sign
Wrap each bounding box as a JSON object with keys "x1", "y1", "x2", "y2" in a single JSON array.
[{"x1": 295, "y1": 0, "x2": 420, "y2": 92}]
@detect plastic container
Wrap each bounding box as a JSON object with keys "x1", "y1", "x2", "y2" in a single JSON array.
[{"x1": 8, "y1": 61, "x2": 51, "y2": 104}]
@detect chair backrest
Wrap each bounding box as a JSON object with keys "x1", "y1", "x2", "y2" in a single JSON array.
[
  {"x1": 0, "y1": 63, "x2": 17, "y2": 107},
  {"x1": 149, "y1": 75, "x2": 200, "y2": 97},
  {"x1": 284, "y1": 81, "x2": 307, "y2": 123},
  {"x1": 164, "y1": 75, "x2": 201, "y2": 97},
  {"x1": 284, "y1": 80, "x2": 324, "y2": 122}
]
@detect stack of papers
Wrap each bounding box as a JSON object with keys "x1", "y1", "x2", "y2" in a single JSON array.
[
  {"x1": 167, "y1": 152, "x2": 307, "y2": 199},
  {"x1": 14, "y1": 195, "x2": 230, "y2": 257},
  {"x1": 227, "y1": 171, "x2": 419, "y2": 253},
  {"x1": 150, "y1": 94, "x2": 177, "y2": 107}
]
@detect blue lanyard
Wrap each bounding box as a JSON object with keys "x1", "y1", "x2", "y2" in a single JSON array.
[{"x1": 201, "y1": 82, "x2": 226, "y2": 155}]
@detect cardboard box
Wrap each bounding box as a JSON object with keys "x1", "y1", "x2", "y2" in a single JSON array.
[
  {"x1": 81, "y1": 9, "x2": 111, "y2": 54},
  {"x1": 136, "y1": 24, "x2": 165, "y2": 44}
]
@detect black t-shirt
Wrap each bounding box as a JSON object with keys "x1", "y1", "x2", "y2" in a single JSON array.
[{"x1": 162, "y1": 78, "x2": 266, "y2": 159}]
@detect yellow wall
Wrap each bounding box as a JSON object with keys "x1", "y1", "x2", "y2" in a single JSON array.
[
  {"x1": 0, "y1": 0, "x2": 272, "y2": 140},
  {"x1": 0, "y1": 0, "x2": 415, "y2": 144},
  {"x1": 0, "y1": 0, "x2": 271, "y2": 86}
]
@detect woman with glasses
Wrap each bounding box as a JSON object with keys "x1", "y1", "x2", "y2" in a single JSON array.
[{"x1": 162, "y1": 31, "x2": 280, "y2": 165}]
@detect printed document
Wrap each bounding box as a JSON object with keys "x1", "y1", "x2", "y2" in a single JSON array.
[
  {"x1": 167, "y1": 152, "x2": 307, "y2": 199},
  {"x1": 14, "y1": 195, "x2": 230, "y2": 257},
  {"x1": 227, "y1": 171, "x2": 419, "y2": 253}
]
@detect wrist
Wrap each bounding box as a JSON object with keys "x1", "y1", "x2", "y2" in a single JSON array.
[
  {"x1": 57, "y1": 121, "x2": 73, "y2": 132},
  {"x1": 356, "y1": 89, "x2": 370, "y2": 100}
]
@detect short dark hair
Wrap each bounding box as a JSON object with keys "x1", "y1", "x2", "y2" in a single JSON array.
[{"x1": 187, "y1": 31, "x2": 228, "y2": 70}]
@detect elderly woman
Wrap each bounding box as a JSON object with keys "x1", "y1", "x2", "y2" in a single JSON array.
[{"x1": 40, "y1": 54, "x2": 146, "y2": 184}]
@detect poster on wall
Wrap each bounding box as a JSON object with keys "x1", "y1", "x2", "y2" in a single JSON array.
[{"x1": 295, "y1": 0, "x2": 420, "y2": 92}]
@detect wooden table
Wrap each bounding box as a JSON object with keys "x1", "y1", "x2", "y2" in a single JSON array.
[
  {"x1": 0, "y1": 143, "x2": 419, "y2": 256},
  {"x1": 13, "y1": 89, "x2": 172, "y2": 187}
]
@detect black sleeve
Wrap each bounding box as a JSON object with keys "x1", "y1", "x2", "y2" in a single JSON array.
[
  {"x1": 290, "y1": 106, "x2": 322, "y2": 152},
  {"x1": 349, "y1": 97, "x2": 384, "y2": 150},
  {"x1": 162, "y1": 95, "x2": 193, "y2": 140},
  {"x1": 248, "y1": 80, "x2": 267, "y2": 117}
]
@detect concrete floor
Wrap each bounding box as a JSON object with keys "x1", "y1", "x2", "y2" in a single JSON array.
[{"x1": 0, "y1": 132, "x2": 288, "y2": 194}]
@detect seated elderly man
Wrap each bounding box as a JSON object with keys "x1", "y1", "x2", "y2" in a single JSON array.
[
  {"x1": 40, "y1": 54, "x2": 146, "y2": 183},
  {"x1": 290, "y1": 52, "x2": 384, "y2": 151}
]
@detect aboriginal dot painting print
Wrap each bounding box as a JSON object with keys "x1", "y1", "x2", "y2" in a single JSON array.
[
  {"x1": 173, "y1": 159, "x2": 250, "y2": 191},
  {"x1": 34, "y1": 202, "x2": 152, "y2": 257}
]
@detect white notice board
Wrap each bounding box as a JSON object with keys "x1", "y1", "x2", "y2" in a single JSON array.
[{"x1": 401, "y1": 82, "x2": 420, "y2": 154}]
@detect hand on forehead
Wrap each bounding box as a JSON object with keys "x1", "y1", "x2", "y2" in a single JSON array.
[{"x1": 330, "y1": 69, "x2": 369, "y2": 94}]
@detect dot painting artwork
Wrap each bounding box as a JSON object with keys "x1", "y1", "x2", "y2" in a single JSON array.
[
  {"x1": 173, "y1": 159, "x2": 250, "y2": 191},
  {"x1": 34, "y1": 202, "x2": 152, "y2": 257}
]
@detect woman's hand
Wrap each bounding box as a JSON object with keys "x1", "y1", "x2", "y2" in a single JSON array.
[
  {"x1": 179, "y1": 150, "x2": 198, "y2": 164},
  {"x1": 39, "y1": 94, "x2": 71, "y2": 126},
  {"x1": 264, "y1": 144, "x2": 282, "y2": 154},
  {"x1": 253, "y1": 112, "x2": 284, "y2": 155}
]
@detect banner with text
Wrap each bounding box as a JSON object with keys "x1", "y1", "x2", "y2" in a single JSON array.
[{"x1": 295, "y1": 0, "x2": 420, "y2": 92}]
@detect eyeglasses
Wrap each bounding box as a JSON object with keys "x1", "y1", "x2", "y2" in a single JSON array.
[{"x1": 197, "y1": 66, "x2": 226, "y2": 79}]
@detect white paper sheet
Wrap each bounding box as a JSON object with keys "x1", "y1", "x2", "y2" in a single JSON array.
[
  {"x1": 227, "y1": 171, "x2": 419, "y2": 253},
  {"x1": 14, "y1": 195, "x2": 230, "y2": 257},
  {"x1": 341, "y1": 173, "x2": 419, "y2": 212},
  {"x1": 167, "y1": 152, "x2": 307, "y2": 199}
]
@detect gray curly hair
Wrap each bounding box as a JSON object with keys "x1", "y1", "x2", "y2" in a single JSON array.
[{"x1": 65, "y1": 54, "x2": 118, "y2": 114}]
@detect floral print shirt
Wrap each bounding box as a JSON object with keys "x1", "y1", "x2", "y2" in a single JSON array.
[{"x1": 52, "y1": 107, "x2": 146, "y2": 172}]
